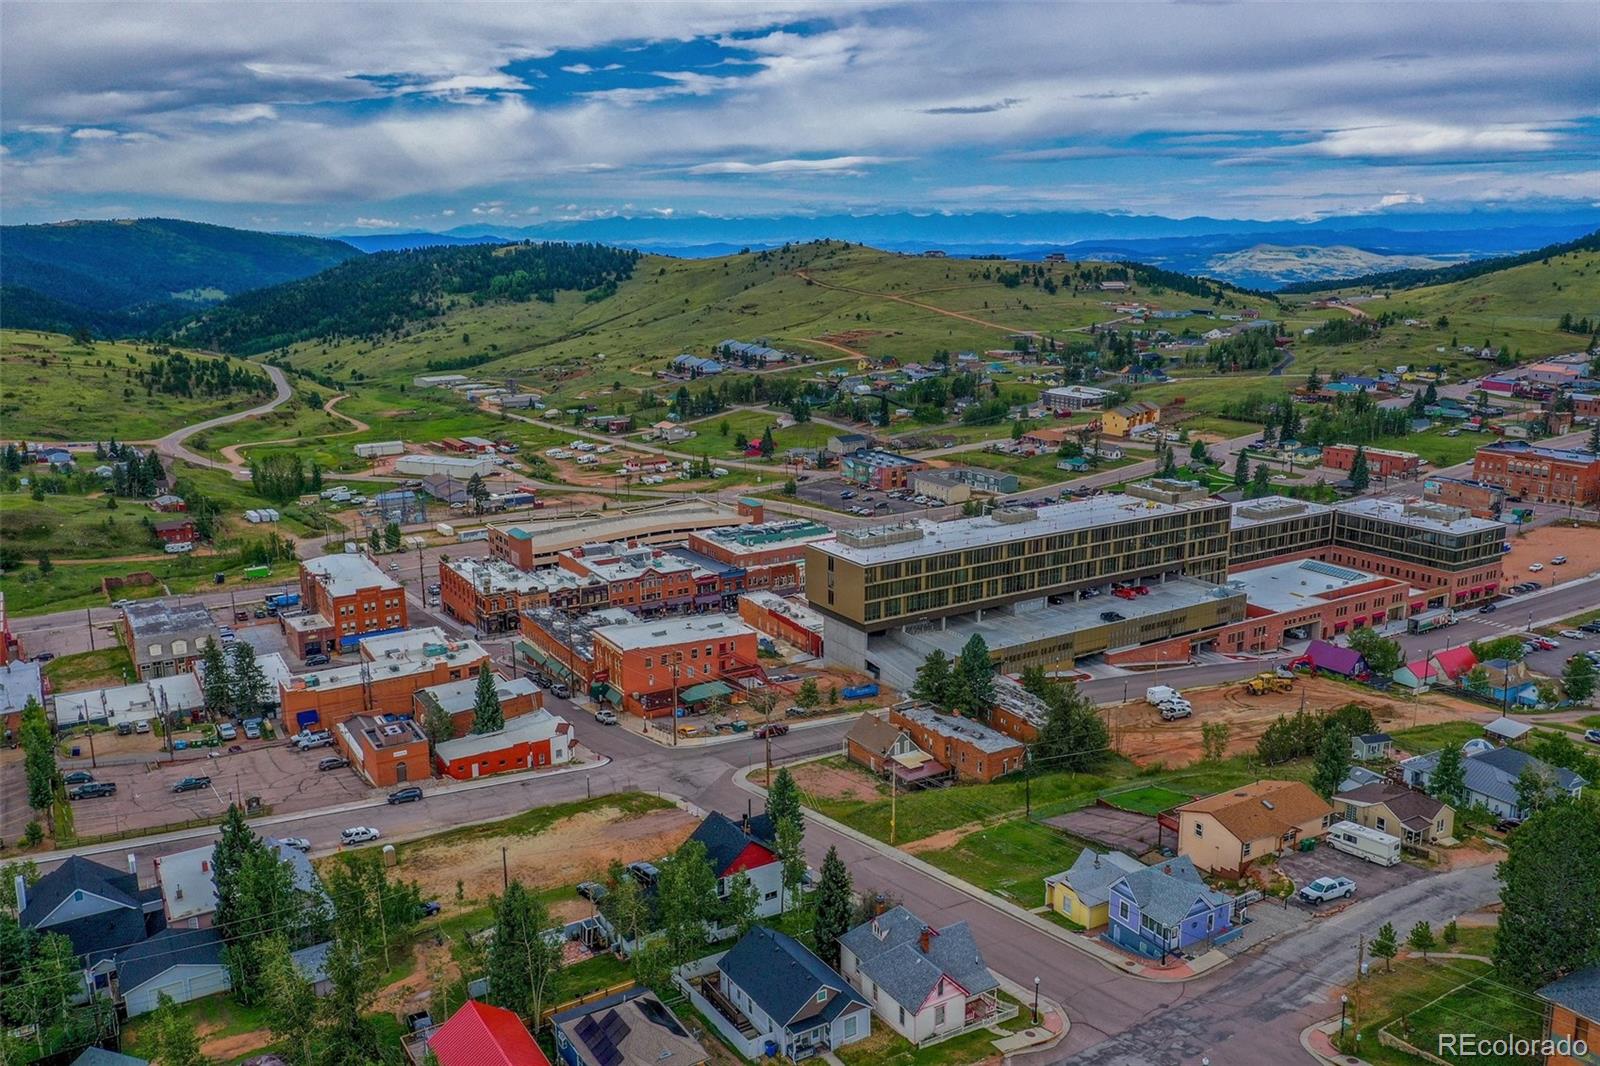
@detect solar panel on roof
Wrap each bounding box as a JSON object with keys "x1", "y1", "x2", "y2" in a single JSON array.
[{"x1": 1299, "y1": 559, "x2": 1363, "y2": 581}]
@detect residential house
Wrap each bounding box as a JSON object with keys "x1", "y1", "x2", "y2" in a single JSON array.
[
  {"x1": 683, "y1": 927, "x2": 871, "y2": 1062},
  {"x1": 1401, "y1": 745, "x2": 1585, "y2": 820},
  {"x1": 1175, "y1": 780, "x2": 1334, "y2": 877},
  {"x1": 1350, "y1": 733, "x2": 1394, "y2": 761},
  {"x1": 429, "y1": 1000, "x2": 552, "y2": 1066},
  {"x1": 115, "y1": 928, "x2": 231, "y2": 1016},
  {"x1": 1429, "y1": 646, "x2": 1479, "y2": 686},
  {"x1": 1478, "y1": 658, "x2": 1538, "y2": 706},
  {"x1": 1338, "y1": 766, "x2": 1389, "y2": 793},
  {"x1": 1299, "y1": 640, "x2": 1369, "y2": 679},
  {"x1": 71, "y1": 1050, "x2": 149, "y2": 1066},
  {"x1": 552, "y1": 988, "x2": 709, "y2": 1066},
  {"x1": 53, "y1": 673, "x2": 206, "y2": 730},
  {"x1": 1043, "y1": 850, "x2": 1145, "y2": 929},
  {"x1": 827, "y1": 434, "x2": 871, "y2": 457},
  {"x1": 889, "y1": 704, "x2": 1026, "y2": 783},
  {"x1": 843, "y1": 713, "x2": 937, "y2": 782},
  {"x1": 1333, "y1": 781, "x2": 1455, "y2": 845},
  {"x1": 1099, "y1": 402, "x2": 1160, "y2": 438},
  {"x1": 1392, "y1": 659, "x2": 1437, "y2": 694},
  {"x1": 689, "y1": 811, "x2": 786, "y2": 919},
  {"x1": 291, "y1": 941, "x2": 335, "y2": 997},
  {"x1": 17, "y1": 855, "x2": 166, "y2": 995},
  {"x1": 155, "y1": 838, "x2": 320, "y2": 926},
  {"x1": 837, "y1": 906, "x2": 1009, "y2": 1046},
  {"x1": 1536, "y1": 965, "x2": 1600, "y2": 1066},
  {"x1": 1105, "y1": 856, "x2": 1235, "y2": 961}
]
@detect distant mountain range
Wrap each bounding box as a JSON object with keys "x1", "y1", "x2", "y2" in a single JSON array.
[{"x1": 331, "y1": 209, "x2": 1600, "y2": 288}]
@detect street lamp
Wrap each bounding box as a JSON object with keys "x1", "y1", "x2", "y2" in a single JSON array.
[
  {"x1": 1032, "y1": 977, "x2": 1040, "y2": 1024},
  {"x1": 1339, "y1": 992, "x2": 1349, "y2": 1046}
]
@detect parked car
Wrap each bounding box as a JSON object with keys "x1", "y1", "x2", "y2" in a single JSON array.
[
  {"x1": 418, "y1": 900, "x2": 442, "y2": 918},
  {"x1": 172, "y1": 776, "x2": 212, "y2": 793},
  {"x1": 1584, "y1": 729, "x2": 1600, "y2": 746},
  {"x1": 576, "y1": 881, "x2": 608, "y2": 902},
  {"x1": 317, "y1": 755, "x2": 350, "y2": 771},
  {"x1": 296, "y1": 731, "x2": 334, "y2": 751},
  {"x1": 1552, "y1": 556, "x2": 1567, "y2": 565},
  {"x1": 1560, "y1": 630, "x2": 1586, "y2": 640},
  {"x1": 594, "y1": 709, "x2": 619, "y2": 725},
  {"x1": 1581, "y1": 622, "x2": 1600, "y2": 634},
  {"x1": 1160, "y1": 705, "x2": 1193, "y2": 721},
  {"x1": 1099, "y1": 611, "x2": 1124, "y2": 622},
  {"x1": 754, "y1": 722, "x2": 790, "y2": 739},
  {"x1": 135, "y1": 720, "x2": 151, "y2": 734},
  {"x1": 1528, "y1": 563, "x2": 1545, "y2": 572},
  {"x1": 277, "y1": 837, "x2": 312, "y2": 852},
  {"x1": 32, "y1": 652, "x2": 55, "y2": 662},
  {"x1": 234, "y1": 611, "x2": 250, "y2": 623},
  {"x1": 70, "y1": 782, "x2": 117, "y2": 800},
  {"x1": 1299, "y1": 876, "x2": 1356, "y2": 904},
  {"x1": 1478, "y1": 603, "x2": 1498, "y2": 613},
  {"x1": 217, "y1": 723, "x2": 238, "y2": 741},
  {"x1": 63, "y1": 770, "x2": 95, "y2": 785},
  {"x1": 305, "y1": 654, "x2": 331, "y2": 667},
  {"x1": 550, "y1": 682, "x2": 571, "y2": 699},
  {"x1": 243, "y1": 719, "x2": 262, "y2": 739},
  {"x1": 387, "y1": 786, "x2": 424, "y2": 805},
  {"x1": 341, "y1": 826, "x2": 380, "y2": 845}
]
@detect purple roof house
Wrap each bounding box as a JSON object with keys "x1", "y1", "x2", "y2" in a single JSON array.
[{"x1": 1302, "y1": 640, "x2": 1369, "y2": 679}]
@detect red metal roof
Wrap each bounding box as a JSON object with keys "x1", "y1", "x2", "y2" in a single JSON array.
[
  {"x1": 429, "y1": 1000, "x2": 551, "y2": 1066},
  {"x1": 1431, "y1": 646, "x2": 1478, "y2": 680}
]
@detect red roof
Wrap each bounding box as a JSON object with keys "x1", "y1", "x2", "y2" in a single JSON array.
[
  {"x1": 429, "y1": 1001, "x2": 551, "y2": 1066},
  {"x1": 1430, "y1": 646, "x2": 1478, "y2": 680}
]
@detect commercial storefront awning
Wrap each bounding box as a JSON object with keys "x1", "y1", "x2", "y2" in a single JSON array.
[
  {"x1": 591, "y1": 683, "x2": 623, "y2": 705},
  {"x1": 680, "y1": 680, "x2": 733, "y2": 704}
]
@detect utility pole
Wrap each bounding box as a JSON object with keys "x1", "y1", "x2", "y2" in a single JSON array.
[
  {"x1": 86, "y1": 607, "x2": 96, "y2": 652},
  {"x1": 1350, "y1": 933, "x2": 1366, "y2": 1051},
  {"x1": 502, "y1": 846, "x2": 509, "y2": 891},
  {"x1": 889, "y1": 765, "x2": 897, "y2": 846}
]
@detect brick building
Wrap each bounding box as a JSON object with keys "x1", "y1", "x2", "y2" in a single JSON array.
[
  {"x1": 278, "y1": 628, "x2": 490, "y2": 732},
  {"x1": 1320, "y1": 444, "x2": 1421, "y2": 480},
  {"x1": 437, "y1": 557, "x2": 544, "y2": 635},
  {"x1": 298, "y1": 554, "x2": 408, "y2": 654},
  {"x1": 589, "y1": 614, "x2": 760, "y2": 719},
  {"x1": 683, "y1": 518, "x2": 835, "y2": 595},
  {"x1": 412, "y1": 673, "x2": 542, "y2": 737},
  {"x1": 1571, "y1": 392, "x2": 1600, "y2": 420},
  {"x1": 120, "y1": 600, "x2": 220, "y2": 680},
  {"x1": 840, "y1": 449, "x2": 928, "y2": 491},
  {"x1": 488, "y1": 499, "x2": 756, "y2": 571},
  {"x1": 335, "y1": 714, "x2": 429, "y2": 787},
  {"x1": 1472, "y1": 441, "x2": 1600, "y2": 505},
  {"x1": 737, "y1": 590, "x2": 825, "y2": 657},
  {"x1": 433, "y1": 709, "x2": 573, "y2": 781},
  {"x1": 1422, "y1": 476, "x2": 1506, "y2": 519},
  {"x1": 889, "y1": 703, "x2": 1025, "y2": 783}
]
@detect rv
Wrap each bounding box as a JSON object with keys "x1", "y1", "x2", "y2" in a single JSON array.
[{"x1": 1325, "y1": 820, "x2": 1402, "y2": 867}]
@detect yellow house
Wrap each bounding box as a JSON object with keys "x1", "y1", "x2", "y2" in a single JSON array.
[
  {"x1": 1099, "y1": 401, "x2": 1160, "y2": 438},
  {"x1": 1175, "y1": 780, "x2": 1333, "y2": 878},
  {"x1": 1333, "y1": 781, "x2": 1455, "y2": 845},
  {"x1": 1044, "y1": 850, "x2": 1145, "y2": 928}
]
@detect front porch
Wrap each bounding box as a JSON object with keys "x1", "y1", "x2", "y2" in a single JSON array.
[{"x1": 917, "y1": 991, "x2": 1020, "y2": 1048}]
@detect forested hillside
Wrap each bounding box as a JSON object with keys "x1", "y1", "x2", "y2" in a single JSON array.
[
  {"x1": 0, "y1": 218, "x2": 362, "y2": 333},
  {"x1": 169, "y1": 241, "x2": 640, "y2": 354}
]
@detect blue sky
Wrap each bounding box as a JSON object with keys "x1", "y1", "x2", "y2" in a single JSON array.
[{"x1": 3, "y1": 2, "x2": 1597, "y2": 233}]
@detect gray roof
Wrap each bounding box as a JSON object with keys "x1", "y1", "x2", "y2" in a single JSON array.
[
  {"x1": 114, "y1": 927, "x2": 226, "y2": 993},
  {"x1": 291, "y1": 941, "x2": 332, "y2": 985},
  {"x1": 1110, "y1": 858, "x2": 1231, "y2": 927},
  {"x1": 1045, "y1": 850, "x2": 1145, "y2": 908},
  {"x1": 122, "y1": 599, "x2": 218, "y2": 640},
  {"x1": 552, "y1": 988, "x2": 708, "y2": 1066},
  {"x1": 1356, "y1": 733, "x2": 1392, "y2": 745},
  {"x1": 718, "y1": 927, "x2": 866, "y2": 1031},
  {"x1": 1539, "y1": 965, "x2": 1600, "y2": 1021},
  {"x1": 20, "y1": 855, "x2": 142, "y2": 928},
  {"x1": 1339, "y1": 766, "x2": 1388, "y2": 792},
  {"x1": 837, "y1": 906, "x2": 997, "y2": 1012},
  {"x1": 1474, "y1": 745, "x2": 1585, "y2": 790},
  {"x1": 1403, "y1": 746, "x2": 1585, "y2": 807},
  {"x1": 71, "y1": 1049, "x2": 150, "y2": 1066},
  {"x1": 0, "y1": 659, "x2": 43, "y2": 713},
  {"x1": 895, "y1": 706, "x2": 1023, "y2": 754}
]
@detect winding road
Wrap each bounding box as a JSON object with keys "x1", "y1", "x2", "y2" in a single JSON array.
[{"x1": 155, "y1": 362, "x2": 292, "y2": 477}]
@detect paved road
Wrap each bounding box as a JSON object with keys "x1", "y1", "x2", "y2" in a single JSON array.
[{"x1": 154, "y1": 362, "x2": 293, "y2": 476}]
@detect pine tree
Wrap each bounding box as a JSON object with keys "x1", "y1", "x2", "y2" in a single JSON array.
[
  {"x1": 911, "y1": 649, "x2": 955, "y2": 707},
  {"x1": 1428, "y1": 744, "x2": 1469, "y2": 807},
  {"x1": 487, "y1": 880, "x2": 563, "y2": 1022},
  {"x1": 1311, "y1": 723, "x2": 1351, "y2": 799},
  {"x1": 228, "y1": 641, "x2": 270, "y2": 717},
  {"x1": 766, "y1": 767, "x2": 802, "y2": 835},
  {"x1": 1249, "y1": 462, "x2": 1272, "y2": 498},
  {"x1": 952, "y1": 634, "x2": 996, "y2": 718},
  {"x1": 1407, "y1": 920, "x2": 1435, "y2": 959},
  {"x1": 470, "y1": 667, "x2": 504, "y2": 734},
  {"x1": 1232, "y1": 449, "x2": 1249, "y2": 487},
  {"x1": 200, "y1": 637, "x2": 232, "y2": 716},
  {"x1": 775, "y1": 813, "x2": 807, "y2": 913},
  {"x1": 20, "y1": 699, "x2": 57, "y2": 826},
  {"x1": 1371, "y1": 922, "x2": 1399, "y2": 971},
  {"x1": 811, "y1": 846, "x2": 855, "y2": 969},
  {"x1": 1349, "y1": 446, "x2": 1370, "y2": 491},
  {"x1": 383, "y1": 521, "x2": 402, "y2": 552},
  {"x1": 1495, "y1": 796, "x2": 1600, "y2": 988},
  {"x1": 796, "y1": 678, "x2": 820, "y2": 708}
]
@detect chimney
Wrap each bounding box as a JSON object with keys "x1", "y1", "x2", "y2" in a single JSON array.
[
  {"x1": 13, "y1": 874, "x2": 25, "y2": 914},
  {"x1": 1162, "y1": 864, "x2": 1173, "y2": 875},
  {"x1": 127, "y1": 853, "x2": 138, "y2": 877},
  {"x1": 919, "y1": 926, "x2": 933, "y2": 954}
]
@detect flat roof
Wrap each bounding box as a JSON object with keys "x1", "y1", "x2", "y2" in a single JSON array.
[
  {"x1": 444, "y1": 556, "x2": 550, "y2": 594},
  {"x1": 844, "y1": 449, "x2": 923, "y2": 469},
  {"x1": 816, "y1": 491, "x2": 1225, "y2": 565},
  {"x1": 122, "y1": 599, "x2": 218, "y2": 639},
  {"x1": 1477, "y1": 440, "x2": 1599, "y2": 464},
  {"x1": 491, "y1": 499, "x2": 746, "y2": 549},
  {"x1": 741, "y1": 590, "x2": 825, "y2": 633},
  {"x1": 343, "y1": 714, "x2": 427, "y2": 752},
  {"x1": 690, "y1": 518, "x2": 836, "y2": 556},
  {"x1": 593, "y1": 613, "x2": 755, "y2": 651},
  {"x1": 1334, "y1": 497, "x2": 1503, "y2": 535},
  {"x1": 434, "y1": 709, "x2": 567, "y2": 760},
  {"x1": 895, "y1": 704, "x2": 1023, "y2": 753},
  {"x1": 284, "y1": 628, "x2": 487, "y2": 692},
  {"x1": 1225, "y1": 558, "x2": 1390, "y2": 614},
  {"x1": 418, "y1": 674, "x2": 540, "y2": 714},
  {"x1": 302, "y1": 554, "x2": 401, "y2": 597},
  {"x1": 0, "y1": 659, "x2": 43, "y2": 713},
  {"x1": 1229, "y1": 496, "x2": 1334, "y2": 530}
]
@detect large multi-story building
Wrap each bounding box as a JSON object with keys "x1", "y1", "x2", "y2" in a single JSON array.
[
  {"x1": 681, "y1": 518, "x2": 835, "y2": 595},
  {"x1": 120, "y1": 600, "x2": 221, "y2": 679},
  {"x1": 1422, "y1": 476, "x2": 1506, "y2": 519},
  {"x1": 840, "y1": 450, "x2": 928, "y2": 491},
  {"x1": 1229, "y1": 496, "x2": 1506, "y2": 608},
  {"x1": 1472, "y1": 441, "x2": 1600, "y2": 505},
  {"x1": 807, "y1": 480, "x2": 1243, "y2": 681},
  {"x1": 437, "y1": 557, "x2": 546, "y2": 635},
  {"x1": 298, "y1": 554, "x2": 408, "y2": 654},
  {"x1": 488, "y1": 499, "x2": 759, "y2": 571},
  {"x1": 1041, "y1": 385, "x2": 1113, "y2": 413},
  {"x1": 278, "y1": 628, "x2": 490, "y2": 731}
]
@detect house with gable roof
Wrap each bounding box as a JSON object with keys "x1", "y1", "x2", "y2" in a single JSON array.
[
  {"x1": 682, "y1": 926, "x2": 871, "y2": 1062},
  {"x1": 1175, "y1": 780, "x2": 1334, "y2": 877},
  {"x1": 1104, "y1": 856, "x2": 1235, "y2": 961},
  {"x1": 428, "y1": 999, "x2": 551, "y2": 1066},
  {"x1": 1401, "y1": 745, "x2": 1585, "y2": 820},
  {"x1": 688, "y1": 810, "x2": 786, "y2": 918},
  {"x1": 1043, "y1": 850, "x2": 1145, "y2": 928},
  {"x1": 17, "y1": 855, "x2": 167, "y2": 995},
  {"x1": 1537, "y1": 965, "x2": 1600, "y2": 1066},
  {"x1": 837, "y1": 905, "x2": 1012, "y2": 1045}
]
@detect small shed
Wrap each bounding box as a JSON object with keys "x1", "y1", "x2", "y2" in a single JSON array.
[
  {"x1": 1350, "y1": 733, "x2": 1394, "y2": 761},
  {"x1": 1484, "y1": 717, "x2": 1533, "y2": 744}
]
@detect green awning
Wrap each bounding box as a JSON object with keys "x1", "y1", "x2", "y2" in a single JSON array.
[
  {"x1": 680, "y1": 680, "x2": 734, "y2": 704},
  {"x1": 592, "y1": 683, "x2": 624, "y2": 705}
]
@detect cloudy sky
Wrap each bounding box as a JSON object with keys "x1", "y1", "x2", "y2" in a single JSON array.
[{"x1": 3, "y1": 1, "x2": 1597, "y2": 233}]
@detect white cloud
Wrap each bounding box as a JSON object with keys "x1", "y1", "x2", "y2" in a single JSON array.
[
  {"x1": 1377, "y1": 192, "x2": 1424, "y2": 208},
  {"x1": 687, "y1": 156, "x2": 895, "y2": 176},
  {"x1": 69, "y1": 127, "x2": 120, "y2": 140},
  {"x1": 440, "y1": 208, "x2": 456, "y2": 216},
  {"x1": 350, "y1": 216, "x2": 400, "y2": 228},
  {"x1": 561, "y1": 63, "x2": 622, "y2": 75},
  {"x1": 1309, "y1": 123, "x2": 1561, "y2": 158}
]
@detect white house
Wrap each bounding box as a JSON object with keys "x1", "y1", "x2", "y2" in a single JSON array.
[
  {"x1": 837, "y1": 906, "x2": 1011, "y2": 1045},
  {"x1": 687, "y1": 811, "x2": 787, "y2": 920},
  {"x1": 1401, "y1": 745, "x2": 1585, "y2": 820}
]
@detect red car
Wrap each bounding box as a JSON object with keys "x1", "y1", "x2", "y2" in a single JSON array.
[
  {"x1": 1133, "y1": 586, "x2": 1150, "y2": 596},
  {"x1": 754, "y1": 723, "x2": 790, "y2": 739},
  {"x1": 1113, "y1": 588, "x2": 1138, "y2": 600}
]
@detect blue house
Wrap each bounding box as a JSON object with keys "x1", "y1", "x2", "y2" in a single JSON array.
[
  {"x1": 1480, "y1": 658, "x2": 1538, "y2": 706},
  {"x1": 1105, "y1": 856, "x2": 1234, "y2": 961}
]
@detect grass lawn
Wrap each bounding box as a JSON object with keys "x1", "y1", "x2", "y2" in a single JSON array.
[
  {"x1": 0, "y1": 491, "x2": 166, "y2": 559},
  {"x1": 1040, "y1": 909, "x2": 1086, "y2": 933},
  {"x1": 1101, "y1": 784, "x2": 1194, "y2": 816},
  {"x1": 120, "y1": 994, "x2": 274, "y2": 1062},
  {"x1": 917, "y1": 819, "x2": 1090, "y2": 903},
  {"x1": 1363, "y1": 427, "x2": 1484, "y2": 468},
  {"x1": 1176, "y1": 416, "x2": 1264, "y2": 439},
  {"x1": 43, "y1": 645, "x2": 135, "y2": 691},
  {"x1": 835, "y1": 992, "x2": 1029, "y2": 1066},
  {"x1": 657, "y1": 409, "x2": 836, "y2": 460},
  {"x1": 954, "y1": 449, "x2": 1139, "y2": 490},
  {"x1": 1389, "y1": 721, "x2": 1488, "y2": 754},
  {"x1": 1367, "y1": 969, "x2": 1544, "y2": 1066},
  {"x1": 0, "y1": 553, "x2": 300, "y2": 616},
  {"x1": 551, "y1": 951, "x2": 633, "y2": 1007}
]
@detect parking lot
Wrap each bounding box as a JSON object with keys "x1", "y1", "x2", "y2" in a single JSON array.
[
  {"x1": 791, "y1": 476, "x2": 933, "y2": 517},
  {"x1": 1277, "y1": 841, "x2": 1429, "y2": 906},
  {"x1": 62, "y1": 738, "x2": 372, "y2": 837}
]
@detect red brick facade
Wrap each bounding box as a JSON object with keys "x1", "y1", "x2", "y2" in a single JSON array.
[
  {"x1": 1321, "y1": 444, "x2": 1421, "y2": 479},
  {"x1": 1473, "y1": 443, "x2": 1600, "y2": 505}
]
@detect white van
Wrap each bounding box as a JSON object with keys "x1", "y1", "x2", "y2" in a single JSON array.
[
  {"x1": 1325, "y1": 820, "x2": 1401, "y2": 867},
  {"x1": 1146, "y1": 685, "x2": 1182, "y2": 706}
]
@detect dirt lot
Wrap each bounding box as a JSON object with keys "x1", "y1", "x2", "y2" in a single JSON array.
[
  {"x1": 1111, "y1": 675, "x2": 1491, "y2": 768},
  {"x1": 1503, "y1": 523, "x2": 1600, "y2": 586},
  {"x1": 790, "y1": 759, "x2": 885, "y2": 804},
  {"x1": 395, "y1": 804, "x2": 699, "y2": 904}
]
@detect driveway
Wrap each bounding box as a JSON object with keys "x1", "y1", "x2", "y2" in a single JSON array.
[{"x1": 1277, "y1": 842, "x2": 1429, "y2": 905}]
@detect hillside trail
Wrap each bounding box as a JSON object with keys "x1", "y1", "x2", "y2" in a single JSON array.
[
  {"x1": 214, "y1": 392, "x2": 370, "y2": 474},
  {"x1": 154, "y1": 362, "x2": 292, "y2": 475}
]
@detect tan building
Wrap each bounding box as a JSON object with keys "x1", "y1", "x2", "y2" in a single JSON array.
[
  {"x1": 1175, "y1": 781, "x2": 1333, "y2": 877},
  {"x1": 1333, "y1": 781, "x2": 1454, "y2": 846},
  {"x1": 488, "y1": 498, "x2": 759, "y2": 571},
  {"x1": 1100, "y1": 401, "x2": 1160, "y2": 438}
]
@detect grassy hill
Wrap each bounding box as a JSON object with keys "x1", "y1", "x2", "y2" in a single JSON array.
[
  {"x1": 0, "y1": 330, "x2": 277, "y2": 441},
  {"x1": 1, "y1": 217, "x2": 362, "y2": 334}
]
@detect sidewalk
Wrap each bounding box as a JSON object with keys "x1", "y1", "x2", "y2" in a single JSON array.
[
  {"x1": 734, "y1": 761, "x2": 1234, "y2": 984},
  {"x1": 1300, "y1": 1017, "x2": 1372, "y2": 1066},
  {"x1": 623, "y1": 706, "x2": 865, "y2": 749},
  {"x1": 990, "y1": 973, "x2": 1069, "y2": 1055}
]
